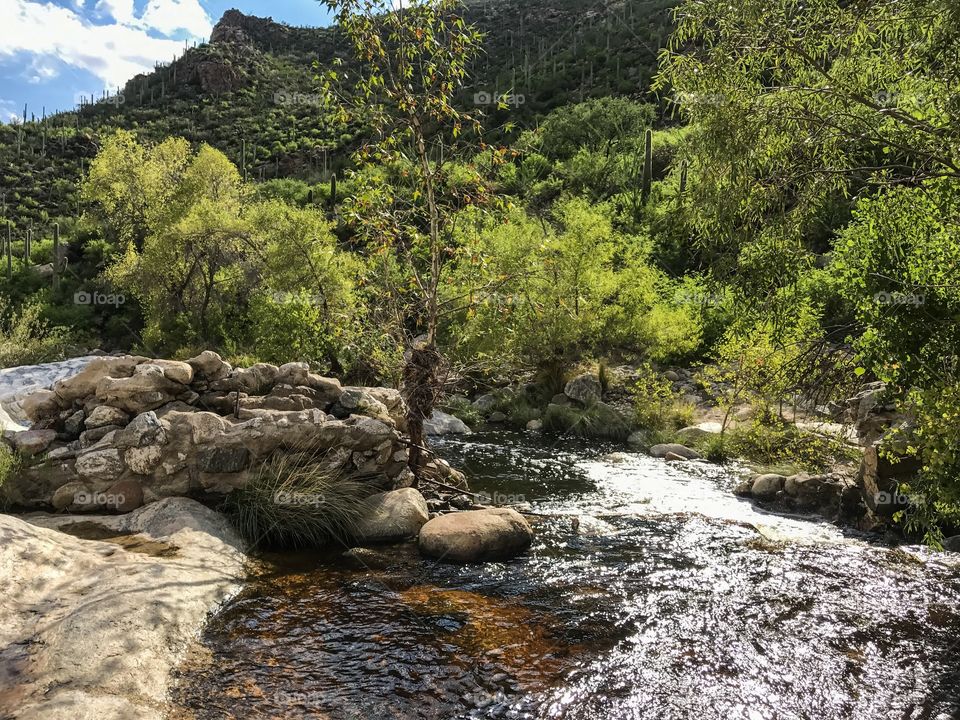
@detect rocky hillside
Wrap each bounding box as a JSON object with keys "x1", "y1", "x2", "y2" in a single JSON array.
[{"x1": 0, "y1": 0, "x2": 677, "y2": 230}]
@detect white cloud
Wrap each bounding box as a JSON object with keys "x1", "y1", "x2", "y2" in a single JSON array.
[
  {"x1": 141, "y1": 0, "x2": 211, "y2": 38},
  {"x1": 0, "y1": 0, "x2": 213, "y2": 89},
  {"x1": 95, "y1": 0, "x2": 135, "y2": 25}
]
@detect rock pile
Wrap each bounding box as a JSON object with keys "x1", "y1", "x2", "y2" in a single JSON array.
[{"x1": 2, "y1": 353, "x2": 417, "y2": 513}]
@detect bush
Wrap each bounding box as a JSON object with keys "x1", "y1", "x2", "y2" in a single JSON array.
[
  {"x1": 724, "y1": 418, "x2": 859, "y2": 473},
  {"x1": 0, "y1": 296, "x2": 74, "y2": 368},
  {"x1": 441, "y1": 395, "x2": 482, "y2": 427},
  {"x1": 221, "y1": 451, "x2": 371, "y2": 549},
  {"x1": 542, "y1": 402, "x2": 631, "y2": 441}
]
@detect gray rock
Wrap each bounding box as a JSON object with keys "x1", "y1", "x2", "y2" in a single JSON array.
[
  {"x1": 564, "y1": 372, "x2": 602, "y2": 406},
  {"x1": 63, "y1": 410, "x2": 86, "y2": 437},
  {"x1": 85, "y1": 405, "x2": 130, "y2": 429},
  {"x1": 943, "y1": 536, "x2": 960, "y2": 552},
  {"x1": 626, "y1": 430, "x2": 648, "y2": 448},
  {"x1": 51, "y1": 481, "x2": 92, "y2": 511},
  {"x1": 75, "y1": 448, "x2": 125, "y2": 482},
  {"x1": 352, "y1": 488, "x2": 430, "y2": 544},
  {"x1": 488, "y1": 411, "x2": 507, "y2": 423},
  {"x1": 79, "y1": 425, "x2": 120, "y2": 448},
  {"x1": 649, "y1": 443, "x2": 702, "y2": 460},
  {"x1": 734, "y1": 479, "x2": 754, "y2": 497},
  {"x1": 550, "y1": 393, "x2": 572, "y2": 406},
  {"x1": 6, "y1": 429, "x2": 57, "y2": 457},
  {"x1": 526, "y1": 419, "x2": 543, "y2": 431},
  {"x1": 472, "y1": 394, "x2": 497, "y2": 411},
  {"x1": 424, "y1": 410, "x2": 472, "y2": 436},
  {"x1": 664, "y1": 370, "x2": 680, "y2": 382},
  {"x1": 196, "y1": 446, "x2": 250, "y2": 474},
  {"x1": 124, "y1": 445, "x2": 164, "y2": 475},
  {"x1": 418, "y1": 508, "x2": 534, "y2": 563},
  {"x1": 95, "y1": 367, "x2": 183, "y2": 413},
  {"x1": 115, "y1": 411, "x2": 167, "y2": 448}
]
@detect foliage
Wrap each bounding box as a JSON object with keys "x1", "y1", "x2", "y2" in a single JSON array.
[
  {"x1": 221, "y1": 451, "x2": 371, "y2": 549},
  {"x1": 0, "y1": 443, "x2": 20, "y2": 509}
]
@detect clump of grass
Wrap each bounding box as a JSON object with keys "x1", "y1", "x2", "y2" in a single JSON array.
[
  {"x1": 697, "y1": 433, "x2": 731, "y2": 464},
  {"x1": 222, "y1": 451, "x2": 371, "y2": 550},
  {"x1": 542, "y1": 402, "x2": 631, "y2": 441}
]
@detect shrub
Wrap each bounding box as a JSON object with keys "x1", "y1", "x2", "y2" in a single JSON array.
[
  {"x1": 0, "y1": 296, "x2": 74, "y2": 368},
  {"x1": 441, "y1": 395, "x2": 482, "y2": 427},
  {"x1": 633, "y1": 363, "x2": 694, "y2": 432},
  {"x1": 221, "y1": 451, "x2": 371, "y2": 550},
  {"x1": 725, "y1": 418, "x2": 859, "y2": 473}
]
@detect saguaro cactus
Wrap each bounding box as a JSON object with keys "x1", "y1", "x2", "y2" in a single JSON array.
[
  {"x1": 53, "y1": 223, "x2": 60, "y2": 291},
  {"x1": 641, "y1": 128, "x2": 653, "y2": 204},
  {"x1": 329, "y1": 173, "x2": 338, "y2": 210}
]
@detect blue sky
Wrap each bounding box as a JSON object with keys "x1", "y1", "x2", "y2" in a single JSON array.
[{"x1": 0, "y1": 1, "x2": 334, "y2": 122}]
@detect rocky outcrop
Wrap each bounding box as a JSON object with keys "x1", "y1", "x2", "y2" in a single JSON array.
[
  {"x1": 0, "y1": 498, "x2": 245, "y2": 720},
  {"x1": 1, "y1": 354, "x2": 415, "y2": 512},
  {"x1": 418, "y1": 507, "x2": 534, "y2": 563}
]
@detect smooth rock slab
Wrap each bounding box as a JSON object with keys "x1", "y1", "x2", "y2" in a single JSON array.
[
  {"x1": 418, "y1": 508, "x2": 534, "y2": 563},
  {"x1": 352, "y1": 488, "x2": 430, "y2": 544},
  {"x1": 0, "y1": 498, "x2": 244, "y2": 720}
]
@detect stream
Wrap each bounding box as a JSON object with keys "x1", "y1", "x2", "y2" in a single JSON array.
[{"x1": 173, "y1": 431, "x2": 960, "y2": 720}]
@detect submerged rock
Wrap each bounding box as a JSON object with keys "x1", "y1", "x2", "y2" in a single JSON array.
[
  {"x1": 418, "y1": 508, "x2": 534, "y2": 563},
  {"x1": 649, "y1": 443, "x2": 702, "y2": 460}
]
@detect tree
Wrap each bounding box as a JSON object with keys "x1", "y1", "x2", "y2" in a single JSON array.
[{"x1": 322, "y1": 0, "x2": 492, "y2": 480}]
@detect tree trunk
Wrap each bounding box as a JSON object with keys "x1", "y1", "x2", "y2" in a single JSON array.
[{"x1": 402, "y1": 342, "x2": 442, "y2": 487}]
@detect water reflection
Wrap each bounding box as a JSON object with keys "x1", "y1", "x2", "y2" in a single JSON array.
[{"x1": 173, "y1": 431, "x2": 960, "y2": 720}]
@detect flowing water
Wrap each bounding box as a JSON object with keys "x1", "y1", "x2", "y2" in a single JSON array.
[{"x1": 173, "y1": 431, "x2": 960, "y2": 720}]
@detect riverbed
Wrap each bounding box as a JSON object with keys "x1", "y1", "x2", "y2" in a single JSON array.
[{"x1": 172, "y1": 431, "x2": 960, "y2": 720}]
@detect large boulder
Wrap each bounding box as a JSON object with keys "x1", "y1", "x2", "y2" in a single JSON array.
[
  {"x1": 418, "y1": 508, "x2": 534, "y2": 563},
  {"x1": 186, "y1": 350, "x2": 232, "y2": 381},
  {"x1": 424, "y1": 410, "x2": 472, "y2": 436},
  {"x1": 352, "y1": 488, "x2": 430, "y2": 544},
  {"x1": 5, "y1": 429, "x2": 57, "y2": 457},
  {"x1": 53, "y1": 356, "x2": 146, "y2": 406},
  {"x1": 564, "y1": 372, "x2": 602, "y2": 406},
  {"x1": 751, "y1": 473, "x2": 787, "y2": 499}
]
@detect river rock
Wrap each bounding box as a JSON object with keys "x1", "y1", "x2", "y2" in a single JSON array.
[
  {"x1": 663, "y1": 370, "x2": 680, "y2": 382},
  {"x1": 649, "y1": 443, "x2": 702, "y2": 460},
  {"x1": 424, "y1": 410, "x2": 472, "y2": 436},
  {"x1": 472, "y1": 393, "x2": 497, "y2": 411},
  {"x1": 943, "y1": 536, "x2": 960, "y2": 552},
  {"x1": 488, "y1": 411, "x2": 507, "y2": 423},
  {"x1": 418, "y1": 508, "x2": 534, "y2": 563},
  {"x1": 186, "y1": 350, "x2": 232, "y2": 381},
  {"x1": 564, "y1": 372, "x2": 602, "y2": 406},
  {"x1": 526, "y1": 419, "x2": 543, "y2": 431},
  {"x1": 352, "y1": 488, "x2": 430, "y2": 544},
  {"x1": 95, "y1": 367, "x2": 185, "y2": 414},
  {"x1": 751, "y1": 474, "x2": 787, "y2": 499}
]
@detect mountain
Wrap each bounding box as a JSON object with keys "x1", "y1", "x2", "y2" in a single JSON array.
[{"x1": 0, "y1": 0, "x2": 677, "y2": 231}]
